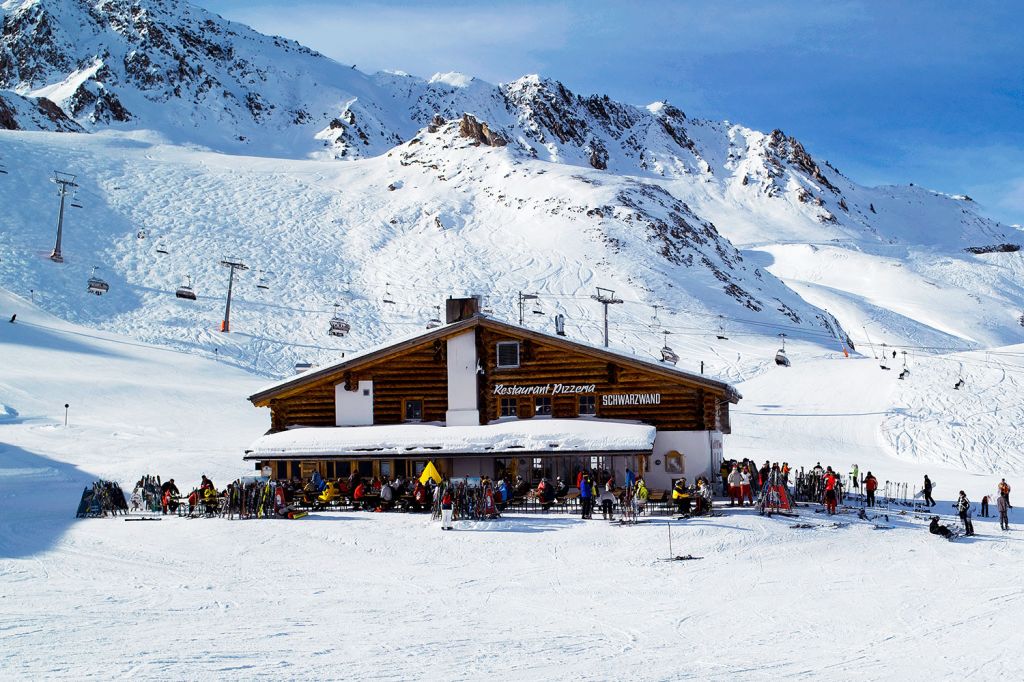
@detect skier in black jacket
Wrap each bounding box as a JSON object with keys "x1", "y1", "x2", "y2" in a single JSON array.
[
  {"x1": 923, "y1": 475, "x2": 936, "y2": 506},
  {"x1": 955, "y1": 491, "x2": 975, "y2": 536},
  {"x1": 929, "y1": 516, "x2": 953, "y2": 539}
]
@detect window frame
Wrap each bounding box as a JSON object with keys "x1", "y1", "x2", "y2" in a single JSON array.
[
  {"x1": 403, "y1": 398, "x2": 424, "y2": 422},
  {"x1": 499, "y1": 397, "x2": 518, "y2": 418},
  {"x1": 495, "y1": 341, "x2": 521, "y2": 369},
  {"x1": 578, "y1": 395, "x2": 597, "y2": 416},
  {"x1": 534, "y1": 396, "x2": 552, "y2": 417}
]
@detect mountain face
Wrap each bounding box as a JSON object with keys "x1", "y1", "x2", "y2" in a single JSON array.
[{"x1": 1, "y1": 0, "x2": 1022, "y2": 379}]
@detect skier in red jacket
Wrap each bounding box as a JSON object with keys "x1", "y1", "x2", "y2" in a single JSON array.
[
  {"x1": 864, "y1": 472, "x2": 878, "y2": 507},
  {"x1": 823, "y1": 470, "x2": 838, "y2": 514}
]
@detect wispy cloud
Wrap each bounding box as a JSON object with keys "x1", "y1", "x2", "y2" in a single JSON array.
[{"x1": 206, "y1": 1, "x2": 573, "y2": 81}]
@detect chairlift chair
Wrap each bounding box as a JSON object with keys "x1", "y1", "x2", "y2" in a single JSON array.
[
  {"x1": 86, "y1": 266, "x2": 109, "y2": 296},
  {"x1": 897, "y1": 351, "x2": 908, "y2": 379},
  {"x1": 954, "y1": 378, "x2": 965, "y2": 390},
  {"x1": 136, "y1": 229, "x2": 146, "y2": 240},
  {"x1": 383, "y1": 282, "x2": 396, "y2": 305},
  {"x1": 775, "y1": 333, "x2": 790, "y2": 367},
  {"x1": 659, "y1": 330, "x2": 679, "y2": 365},
  {"x1": 328, "y1": 304, "x2": 350, "y2": 337},
  {"x1": 879, "y1": 343, "x2": 890, "y2": 370},
  {"x1": 155, "y1": 241, "x2": 169, "y2": 255},
  {"x1": 256, "y1": 271, "x2": 270, "y2": 290},
  {"x1": 294, "y1": 362, "x2": 313, "y2": 374},
  {"x1": 531, "y1": 297, "x2": 544, "y2": 315},
  {"x1": 716, "y1": 316, "x2": 729, "y2": 340},
  {"x1": 175, "y1": 274, "x2": 197, "y2": 301}
]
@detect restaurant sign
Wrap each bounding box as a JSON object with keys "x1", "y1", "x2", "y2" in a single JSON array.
[{"x1": 493, "y1": 384, "x2": 662, "y2": 406}]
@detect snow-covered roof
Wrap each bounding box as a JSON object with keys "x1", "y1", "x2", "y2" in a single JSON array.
[{"x1": 244, "y1": 419, "x2": 656, "y2": 459}]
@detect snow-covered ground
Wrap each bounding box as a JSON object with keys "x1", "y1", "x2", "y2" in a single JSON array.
[{"x1": 3, "y1": 288, "x2": 1022, "y2": 679}]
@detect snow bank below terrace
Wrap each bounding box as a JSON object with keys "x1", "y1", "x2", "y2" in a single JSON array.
[{"x1": 245, "y1": 419, "x2": 656, "y2": 458}]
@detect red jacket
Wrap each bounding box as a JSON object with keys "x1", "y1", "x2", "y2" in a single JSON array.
[
  {"x1": 353, "y1": 483, "x2": 366, "y2": 500},
  {"x1": 865, "y1": 477, "x2": 877, "y2": 492}
]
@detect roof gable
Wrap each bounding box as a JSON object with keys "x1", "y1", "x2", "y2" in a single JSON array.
[{"x1": 248, "y1": 315, "x2": 741, "y2": 406}]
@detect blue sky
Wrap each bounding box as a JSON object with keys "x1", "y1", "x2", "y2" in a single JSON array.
[{"x1": 199, "y1": 0, "x2": 1024, "y2": 226}]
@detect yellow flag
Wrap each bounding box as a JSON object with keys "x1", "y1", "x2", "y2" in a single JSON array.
[{"x1": 419, "y1": 461, "x2": 442, "y2": 484}]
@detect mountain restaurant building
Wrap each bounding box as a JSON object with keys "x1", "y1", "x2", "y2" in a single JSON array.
[{"x1": 245, "y1": 298, "x2": 741, "y2": 491}]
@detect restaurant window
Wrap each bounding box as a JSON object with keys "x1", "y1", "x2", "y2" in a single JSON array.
[
  {"x1": 579, "y1": 395, "x2": 596, "y2": 416},
  {"x1": 500, "y1": 397, "x2": 518, "y2": 417},
  {"x1": 325, "y1": 461, "x2": 335, "y2": 478},
  {"x1": 496, "y1": 341, "x2": 520, "y2": 368},
  {"x1": 404, "y1": 399, "x2": 423, "y2": 422},
  {"x1": 535, "y1": 396, "x2": 552, "y2": 416},
  {"x1": 531, "y1": 457, "x2": 544, "y2": 479},
  {"x1": 380, "y1": 461, "x2": 392, "y2": 478}
]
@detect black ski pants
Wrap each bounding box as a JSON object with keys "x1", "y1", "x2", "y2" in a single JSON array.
[
  {"x1": 1000, "y1": 511, "x2": 1009, "y2": 530},
  {"x1": 959, "y1": 512, "x2": 974, "y2": 535},
  {"x1": 866, "y1": 491, "x2": 875, "y2": 507},
  {"x1": 925, "y1": 491, "x2": 936, "y2": 506}
]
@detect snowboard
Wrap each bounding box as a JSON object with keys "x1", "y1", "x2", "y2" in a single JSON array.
[{"x1": 914, "y1": 481, "x2": 937, "y2": 499}]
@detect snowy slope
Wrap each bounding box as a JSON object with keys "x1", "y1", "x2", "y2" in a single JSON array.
[
  {"x1": 0, "y1": 128, "x2": 851, "y2": 380},
  {"x1": 2, "y1": 286, "x2": 1024, "y2": 679}
]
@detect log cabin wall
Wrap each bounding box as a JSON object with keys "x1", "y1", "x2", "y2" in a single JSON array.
[
  {"x1": 479, "y1": 328, "x2": 730, "y2": 431},
  {"x1": 268, "y1": 339, "x2": 448, "y2": 431}
]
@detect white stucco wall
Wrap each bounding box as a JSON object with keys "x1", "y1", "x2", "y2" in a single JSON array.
[
  {"x1": 335, "y1": 380, "x2": 374, "y2": 426},
  {"x1": 446, "y1": 330, "x2": 480, "y2": 426},
  {"x1": 644, "y1": 430, "x2": 720, "y2": 490}
]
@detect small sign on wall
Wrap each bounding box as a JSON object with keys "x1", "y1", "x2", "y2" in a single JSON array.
[{"x1": 664, "y1": 450, "x2": 685, "y2": 474}]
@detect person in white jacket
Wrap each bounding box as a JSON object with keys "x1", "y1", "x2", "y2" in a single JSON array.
[
  {"x1": 727, "y1": 466, "x2": 742, "y2": 506},
  {"x1": 740, "y1": 467, "x2": 754, "y2": 506}
]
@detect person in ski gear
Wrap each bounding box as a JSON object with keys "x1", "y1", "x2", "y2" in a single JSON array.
[
  {"x1": 740, "y1": 466, "x2": 754, "y2": 506},
  {"x1": 635, "y1": 478, "x2": 649, "y2": 514},
  {"x1": 923, "y1": 475, "x2": 936, "y2": 506},
  {"x1": 998, "y1": 479, "x2": 1011, "y2": 508},
  {"x1": 537, "y1": 478, "x2": 555, "y2": 511},
  {"x1": 317, "y1": 480, "x2": 339, "y2": 508},
  {"x1": 850, "y1": 464, "x2": 859, "y2": 490},
  {"x1": 413, "y1": 481, "x2": 430, "y2": 511},
  {"x1": 981, "y1": 495, "x2": 990, "y2": 517},
  {"x1": 599, "y1": 479, "x2": 615, "y2": 519},
  {"x1": 200, "y1": 475, "x2": 214, "y2": 491},
  {"x1": 579, "y1": 473, "x2": 593, "y2": 519},
  {"x1": 997, "y1": 494, "x2": 1009, "y2": 531},
  {"x1": 864, "y1": 472, "x2": 878, "y2": 507},
  {"x1": 440, "y1": 487, "x2": 454, "y2": 530},
  {"x1": 823, "y1": 470, "x2": 838, "y2": 514},
  {"x1": 514, "y1": 476, "x2": 530, "y2": 498},
  {"x1": 727, "y1": 466, "x2": 742, "y2": 506},
  {"x1": 160, "y1": 478, "x2": 180, "y2": 514},
  {"x1": 695, "y1": 478, "x2": 712, "y2": 516},
  {"x1": 812, "y1": 462, "x2": 824, "y2": 476},
  {"x1": 625, "y1": 468, "x2": 636, "y2": 489},
  {"x1": 496, "y1": 478, "x2": 510, "y2": 510},
  {"x1": 929, "y1": 516, "x2": 953, "y2": 539},
  {"x1": 352, "y1": 480, "x2": 367, "y2": 509},
  {"x1": 672, "y1": 478, "x2": 691, "y2": 516},
  {"x1": 554, "y1": 477, "x2": 568, "y2": 499},
  {"x1": 955, "y1": 491, "x2": 975, "y2": 536},
  {"x1": 311, "y1": 470, "x2": 326, "y2": 494},
  {"x1": 378, "y1": 479, "x2": 393, "y2": 511}
]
